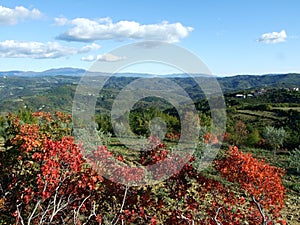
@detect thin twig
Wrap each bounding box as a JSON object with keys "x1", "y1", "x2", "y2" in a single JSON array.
[
  {"x1": 82, "y1": 201, "x2": 97, "y2": 225},
  {"x1": 16, "y1": 203, "x2": 25, "y2": 225},
  {"x1": 73, "y1": 194, "x2": 91, "y2": 224},
  {"x1": 112, "y1": 185, "x2": 128, "y2": 225},
  {"x1": 214, "y1": 207, "x2": 222, "y2": 225},
  {"x1": 179, "y1": 214, "x2": 195, "y2": 225},
  {"x1": 27, "y1": 200, "x2": 41, "y2": 225},
  {"x1": 252, "y1": 196, "x2": 267, "y2": 225}
]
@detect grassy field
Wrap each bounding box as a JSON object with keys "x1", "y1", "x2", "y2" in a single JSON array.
[
  {"x1": 237, "y1": 110, "x2": 284, "y2": 120},
  {"x1": 272, "y1": 107, "x2": 300, "y2": 112}
]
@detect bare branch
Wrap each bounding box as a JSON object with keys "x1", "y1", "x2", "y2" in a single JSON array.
[
  {"x1": 214, "y1": 207, "x2": 222, "y2": 225},
  {"x1": 73, "y1": 194, "x2": 91, "y2": 224},
  {"x1": 16, "y1": 202, "x2": 25, "y2": 225},
  {"x1": 112, "y1": 185, "x2": 128, "y2": 225},
  {"x1": 82, "y1": 201, "x2": 98, "y2": 225},
  {"x1": 179, "y1": 214, "x2": 195, "y2": 225},
  {"x1": 27, "y1": 200, "x2": 41, "y2": 225},
  {"x1": 39, "y1": 200, "x2": 51, "y2": 225},
  {"x1": 252, "y1": 196, "x2": 267, "y2": 225}
]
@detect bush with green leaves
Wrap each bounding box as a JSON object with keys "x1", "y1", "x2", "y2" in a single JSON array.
[
  {"x1": 289, "y1": 146, "x2": 300, "y2": 173},
  {"x1": 264, "y1": 126, "x2": 286, "y2": 156}
]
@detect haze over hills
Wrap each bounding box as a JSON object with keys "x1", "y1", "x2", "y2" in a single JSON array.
[
  {"x1": 0, "y1": 68, "x2": 86, "y2": 77},
  {"x1": 1, "y1": 67, "x2": 300, "y2": 89},
  {"x1": 0, "y1": 67, "x2": 299, "y2": 113},
  {"x1": 219, "y1": 73, "x2": 300, "y2": 91}
]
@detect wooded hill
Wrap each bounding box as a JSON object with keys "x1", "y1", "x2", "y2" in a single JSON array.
[{"x1": 0, "y1": 71, "x2": 299, "y2": 114}]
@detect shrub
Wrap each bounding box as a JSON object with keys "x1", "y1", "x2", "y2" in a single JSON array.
[{"x1": 0, "y1": 111, "x2": 287, "y2": 224}]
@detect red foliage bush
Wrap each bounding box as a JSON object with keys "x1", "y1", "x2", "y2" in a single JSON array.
[{"x1": 0, "y1": 111, "x2": 286, "y2": 224}]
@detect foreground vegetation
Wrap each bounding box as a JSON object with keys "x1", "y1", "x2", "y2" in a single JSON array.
[
  {"x1": 0, "y1": 74, "x2": 299, "y2": 224},
  {"x1": 0, "y1": 110, "x2": 298, "y2": 224}
]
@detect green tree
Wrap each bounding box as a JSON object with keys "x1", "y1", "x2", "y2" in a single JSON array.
[
  {"x1": 231, "y1": 120, "x2": 249, "y2": 147},
  {"x1": 95, "y1": 114, "x2": 113, "y2": 134},
  {"x1": 264, "y1": 126, "x2": 286, "y2": 156},
  {"x1": 246, "y1": 128, "x2": 261, "y2": 147},
  {"x1": 289, "y1": 146, "x2": 300, "y2": 173}
]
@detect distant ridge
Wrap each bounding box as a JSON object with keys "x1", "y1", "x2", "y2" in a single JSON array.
[
  {"x1": 0, "y1": 67, "x2": 299, "y2": 90},
  {"x1": 1, "y1": 67, "x2": 299, "y2": 78},
  {"x1": 0, "y1": 67, "x2": 86, "y2": 77},
  {"x1": 218, "y1": 73, "x2": 300, "y2": 91}
]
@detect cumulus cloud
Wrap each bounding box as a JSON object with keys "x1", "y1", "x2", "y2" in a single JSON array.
[
  {"x1": 81, "y1": 53, "x2": 125, "y2": 62},
  {"x1": 257, "y1": 30, "x2": 287, "y2": 44},
  {"x1": 81, "y1": 55, "x2": 96, "y2": 62},
  {"x1": 54, "y1": 17, "x2": 68, "y2": 26},
  {"x1": 78, "y1": 43, "x2": 101, "y2": 53},
  {"x1": 0, "y1": 40, "x2": 100, "y2": 59},
  {"x1": 55, "y1": 17, "x2": 193, "y2": 43},
  {"x1": 0, "y1": 5, "x2": 42, "y2": 25}
]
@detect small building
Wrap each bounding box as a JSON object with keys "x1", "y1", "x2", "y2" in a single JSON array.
[{"x1": 235, "y1": 94, "x2": 245, "y2": 98}]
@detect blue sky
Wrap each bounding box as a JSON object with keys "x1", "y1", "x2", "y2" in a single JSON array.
[{"x1": 0, "y1": 0, "x2": 299, "y2": 76}]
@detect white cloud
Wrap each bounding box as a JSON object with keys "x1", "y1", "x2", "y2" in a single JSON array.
[
  {"x1": 96, "y1": 53, "x2": 125, "y2": 62},
  {"x1": 0, "y1": 40, "x2": 100, "y2": 59},
  {"x1": 258, "y1": 30, "x2": 287, "y2": 44},
  {"x1": 0, "y1": 5, "x2": 42, "y2": 25},
  {"x1": 81, "y1": 53, "x2": 125, "y2": 62},
  {"x1": 78, "y1": 43, "x2": 101, "y2": 53},
  {"x1": 54, "y1": 17, "x2": 68, "y2": 26},
  {"x1": 55, "y1": 17, "x2": 193, "y2": 43},
  {"x1": 81, "y1": 55, "x2": 96, "y2": 62}
]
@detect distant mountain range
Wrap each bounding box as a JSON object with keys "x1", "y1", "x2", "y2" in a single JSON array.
[
  {"x1": 0, "y1": 68, "x2": 86, "y2": 77},
  {"x1": 218, "y1": 73, "x2": 300, "y2": 91},
  {"x1": 0, "y1": 67, "x2": 211, "y2": 78},
  {"x1": 0, "y1": 68, "x2": 299, "y2": 114},
  {"x1": 1, "y1": 67, "x2": 300, "y2": 91}
]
